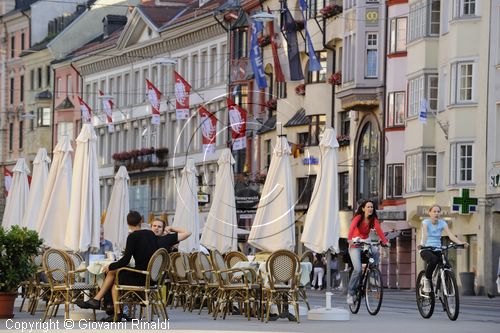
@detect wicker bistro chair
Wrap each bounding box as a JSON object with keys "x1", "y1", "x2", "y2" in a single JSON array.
[
  {"x1": 297, "y1": 252, "x2": 313, "y2": 310},
  {"x1": 41, "y1": 249, "x2": 97, "y2": 321},
  {"x1": 26, "y1": 254, "x2": 51, "y2": 315},
  {"x1": 168, "y1": 252, "x2": 191, "y2": 310},
  {"x1": 211, "y1": 250, "x2": 261, "y2": 321},
  {"x1": 197, "y1": 252, "x2": 219, "y2": 315},
  {"x1": 224, "y1": 251, "x2": 248, "y2": 268},
  {"x1": 189, "y1": 252, "x2": 207, "y2": 311},
  {"x1": 264, "y1": 250, "x2": 301, "y2": 323},
  {"x1": 113, "y1": 248, "x2": 170, "y2": 322}
]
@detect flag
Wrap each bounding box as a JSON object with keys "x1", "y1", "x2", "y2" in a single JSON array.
[
  {"x1": 227, "y1": 98, "x2": 247, "y2": 151},
  {"x1": 99, "y1": 90, "x2": 114, "y2": 132},
  {"x1": 419, "y1": 98, "x2": 428, "y2": 123},
  {"x1": 249, "y1": 21, "x2": 267, "y2": 89},
  {"x1": 146, "y1": 79, "x2": 161, "y2": 125},
  {"x1": 4, "y1": 167, "x2": 12, "y2": 197},
  {"x1": 298, "y1": 0, "x2": 322, "y2": 72},
  {"x1": 269, "y1": 15, "x2": 289, "y2": 82},
  {"x1": 198, "y1": 106, "x2": 217, "y2": 154},
  {"x1": 77, "y1": 96, "x2": 92, "y2": 122},
  {"x1": 282, "y1": 5, "x2": 304, "y2": 81},
  {"x1": 174, "y1": 71, "x2": 191, "y2": 120}
]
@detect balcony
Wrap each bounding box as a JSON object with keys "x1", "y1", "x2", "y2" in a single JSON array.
[{"x1": 112, "y1": 147, "x2": 169, "y2": 173}]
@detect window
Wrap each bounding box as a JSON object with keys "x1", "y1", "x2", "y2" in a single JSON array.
[
  {"x1": 265, "y1": 139, "x2": 272, "y2": 169},
  {"x1": 308, "y1": 114, "x2": 326, "y2": 146},
  {"x1": 454, "y1": 0, "x2": 476, "y2": 17},
  {"x1": 389, "y1": 17, "x2": 407, "y2": 53},
  {"x1": 426, "y1": 154, "x2": 437, "y2": 189},
  {"x1": 56, "y1": 77, "x2": 62, "y2": 98},
  {"x1": 357, "y1": 122, "x2": 379, "y2": 201},
  {"x1": 19, "y1": 121, "x2": 23, "y2": 149},
  {"x1": 297, "y1": 176, "x2": 316, "y2": 205},
  {"x1": 37, "y1": 68, "x2": 42, "y2": 88},
  {"x1": 409, "y1": 0, "x2": 440, "y2": 41},
  {"x1": 387, "y1": 92, "x2": 405, "y2": 126},
  {"x1": 46, "y1": 66, "x2": 51, "y2": 86},
  {"x1": 408, "y1": 74, "x2": 437, "y2": 117},
  {"x1": 306, "y1": 0, "x2": 323, "y2": 19},
  {"x1": 366, "y1": 33, "x2": 378, "y2": 78},
  {"x1": 406, "y1": 152, "x2": 436, "y2": 193},
  {"x1": 297, "y1": 132, "x2": 309, "y2": 146},
  {"x1": 10, "y1": 36, "x2": 15, "y2": 58},
  {"x1": 57, "y1": 122, "x2": 73, "y2": 143},
  {"x1": 191, "y1": 54, "x2": 199, "y2": 88},
  {"x1": 21, "y1": 33, "x2": 25, "y2": 51},
  {"x1": 209, "y1": 47, "x2": 217, "y2": 85},
  {"x1": 451, "y1": 62, "x2": 474, "y2": 103},
  {"x1": 9, "y1": 123, "x2": 13, "y2": 151},
  {"x1": 124, "y1": 73, "x2": 130, "y2": 106},
  {"x1": 20, "y1": 75, "x2": 24, "y2": 102},
  {"x1": 116, "y1": 76, "x2": 122, "y2": 106},
  {"x1": 232, "y1": 28, "x2": 248, "y2": 59},
  {"x1": 386, "y1": 164, "x2": 404, "y2": 198},
  {"x1": 37, "y1": 107, "x2": 51, "y2": 126},
  {"x1": 340, "y1": 111, "x2": 350, "y2": 136},
  {"x1": 134, "y1": 71, "x2": 140, "y2": 104},
  {"x1": 200, "y1": 50, "x2": 207, "y2": 88},
  {"x1": 277, "y1": 81, "x2": 286, "y2": 99},
  {"x1": 30, "y1": 70, "x2": 34, "y2": 90},
  {"x1": 10, "y1": 78, "x2": 14, "y2": 104},
  {"x1": 29, "y1": 111, "x2": 34, "y2": 131},
  {"x1": 307, "y1": 51, "x2": 328, "y2": 83},
  {"x1": 450, "y1": 142, "x2": 473, "y2": 184},
  {"x1": 339, "y1": 172, "x2": 349, "y2": 210},
  {"x1": 66, "y1": 75, "x2": 72, "y2": 97},
  {"x1": 221, "y1": 43, "x2": 227, "y2": 80}
]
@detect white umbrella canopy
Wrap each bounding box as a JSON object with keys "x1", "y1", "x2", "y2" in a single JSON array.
[
  {"x1": 301, "y1": 128, "x2": 341, "y2": 253},
  {"x1": 172, "y1": 158, "x2": 200, "y2": 253},
  {"x1": 248, "y1": 136, "x2": 295, "y2": 252},
  {"x1": 22, "y1": 148, "x2": 51, "y2": 230},
  {"x1": 103, "y1": 166, "x2": 130, "y2": 252},
  {"x1": 200, "y1": 148, "x2": 237, "y2": 253},
  {"x1": 65, "y1": 124, "x2": 101, "y2": 252},
  {"x1": 36, "y1": 136, "x2": 73, "y2": 248},
  {"x1": 1, "y1": 158, "x2": 30, "y2": 229}
]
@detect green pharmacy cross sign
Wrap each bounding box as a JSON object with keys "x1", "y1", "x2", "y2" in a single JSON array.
[{"x1": 452, "y1": 188, "x2": 478, "y2": 214}]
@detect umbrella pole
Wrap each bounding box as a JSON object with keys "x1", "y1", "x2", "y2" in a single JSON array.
[{"x1": 326, "y1": 249, "x2": 331, "y2": 291}]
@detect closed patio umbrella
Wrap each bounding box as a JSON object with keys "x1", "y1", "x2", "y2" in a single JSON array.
[
  {"x1": 103, "y1": 166, "x2": 130, "y2": 252},
  {"x1": 2, "y1": 158, "x2": 30, "y2": 229},
  {"x1": 22, "y1": 148, "x2": 51, "y2": 230},
  {"x1": 36, "y1": 136, "x2": 73, "y2": 248},
  {"x1": 65, "y1": 124, "x2": 100, "y2": 252},
  {"x1": 172, "y1": 158, "x2": 200, "y2": 253},
  {"x1": 301, "y1": 128, "x2": 340, "y2": 254},
  {"x1": 248, "y1": 136, "x2": 295, "y2": 252},
  {"x1": 200, "y1": 148, "x2": 237, "y2": 253}
]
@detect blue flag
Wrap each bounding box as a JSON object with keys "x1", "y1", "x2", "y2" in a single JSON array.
[
  {"x1": 298, "y1": 0, "x2": 322, "y2": 72},
  {"x1": 250, "y1": 21, "x2": 267, "y2": 89},
  {"x1": 283, "y1": 6, "x2": 304, "y2": 81}
]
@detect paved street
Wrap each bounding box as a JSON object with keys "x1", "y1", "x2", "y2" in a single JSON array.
[{"x1": 1, "y1": 289, "x2": 498, "y2": 332}]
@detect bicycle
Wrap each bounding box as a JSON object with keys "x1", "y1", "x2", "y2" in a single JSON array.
[
  {"x1": 416, "y1": 243, "x2": 465, "y2": 321},
  {"x1": 348, "y1": 238, "x2": 385, "y2": 315}
]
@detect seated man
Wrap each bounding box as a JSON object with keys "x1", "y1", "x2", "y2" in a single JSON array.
[
  {"x1": 97, "y1": 225, "x2": 113, "y2": 255},
  {"x1": 152, "y1": 218, "x2": 191, "y2": 252},
  {"x1": 76, "y1": 211, "x2": 159, "y2": 322}
]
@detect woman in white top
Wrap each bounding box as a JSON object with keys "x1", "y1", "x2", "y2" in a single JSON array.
[{"x1": 418, "y1": 204, "x2": 468, "y2": 292}]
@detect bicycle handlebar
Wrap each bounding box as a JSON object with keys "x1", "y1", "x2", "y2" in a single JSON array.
[
  {"x1": 420, "y1": 243, "x2": 465, "y2": 251},
  {"x1": 352, "y1": 238, "x2": 389, "y2": 247}
]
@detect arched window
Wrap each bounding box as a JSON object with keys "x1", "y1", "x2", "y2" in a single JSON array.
[
  {"x1": 356, "y1": 121, "x2": 379, "y2": 203},
  {"x1": 265, "y1": 63, "x2": 274, "y2": 98}
]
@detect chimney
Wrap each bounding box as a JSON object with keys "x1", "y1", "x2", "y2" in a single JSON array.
[{"x1": 102, "y1": 15, "x2": 127, "y2": 38}]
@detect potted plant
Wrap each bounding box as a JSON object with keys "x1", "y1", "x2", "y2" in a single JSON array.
[
  {"x1": 0, "y1": 225, "x2": 43, "y2": 318},
  {"x1": 265, "y1": 98, "x2": 277, "y2": 111},
  {"x1": 257, "y1": 35, "x2": 271, "y2": 47},
  {"x1": 328, "y1": 72, "x2": 342, "y2": 86},
  {"x1": 295, "y1": 84, "x2": 306, "y2": 96}
]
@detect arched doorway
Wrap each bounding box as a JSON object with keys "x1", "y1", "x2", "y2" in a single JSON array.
[{"x1": 356, "y1": 121, "x2": 380, "y2": 205}]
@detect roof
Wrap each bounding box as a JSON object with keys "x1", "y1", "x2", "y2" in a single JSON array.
[
  {"x1": 284, "y1": 108, "x2": 310, "y2": 127},
  {"x1": 257, "y1": 115, "x2": 276, "y2": 135},
  {"x1": 69, "y1": 26, "x2": 124, "y2": 57},
  {"x1": 154, "y1": 0, "x2": 227, "y2": 30},
  {"x1": 55, "y1": 97, "x2": 75, "y2": 110},
  {"x1": 138, "y1": 0, "x2": 192, "y2": 29}
]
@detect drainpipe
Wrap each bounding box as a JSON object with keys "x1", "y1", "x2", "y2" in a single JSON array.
[
  {"x1": 322, "y1": 15, "x2": 336, "y2": 128},
  {"x1": 20, "y1": 10, "x2": 31, "y2": 47},
  {"x1": 1, "y1": 20, "x2": 7, "y2": 166},
  {"x1": 50, "y1": 67, "x2": 56, "y2": 155},
  {"x1": 380, "y1": 4, "x2": 389, "y2": 206}
]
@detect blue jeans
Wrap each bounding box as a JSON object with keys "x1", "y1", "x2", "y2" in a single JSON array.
[{"x1": 347, "y1": 246, "x2": 380, "y2": 296}]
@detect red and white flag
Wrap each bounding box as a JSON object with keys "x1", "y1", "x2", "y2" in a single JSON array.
[
  {"x1": 3, "y1": 167, "x2": 12, "y2": 197},
  {"x1": 198, "y1": 106, "x2": 217, "y2": 154},
  {"x1": 227, "y1": 98, "x2": 247, "y2": 151},
  {"x1": 146, "y1": 79, "x2": 161, "y2": 125},
  {"x1": 77, "y1": 96, "x2": 92, "y2": 122},
  {"x1": 99, "y1": 90, "x2": 114, "y2": 132},
  {"x1": 270, "y1": 17, "x2": 290, "y2": 82},
  {"x1": 174, "y1": 71, "x2": 191, "y2": 120}
]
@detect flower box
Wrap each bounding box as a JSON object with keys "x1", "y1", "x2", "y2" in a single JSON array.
[
  {"x1": 265, "y1": 98, "x2": 277, "y2": 111},
  {"x1": 320, "y1": 4, "x2": 343, "y2": 19},
  {"x1": 258, "y1": 35, "x2": 271, "y2": 47},
  {"x1": 295, "y1": 84, "x2": 306, "y2": 96},
  {"x1": 328, "y1": 72, "x2": 342, "y2": 86},
  {"x1": 337, "y1": 135, "x2": 350, "y2": 147}
]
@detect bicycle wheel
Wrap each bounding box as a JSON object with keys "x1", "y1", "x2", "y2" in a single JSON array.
[
  {"x1": 442, "y1": 270, "x2": 460, "y2": 321},
  {"x1": 416, "y1": 270, "x2": 435, "y2": 319},
  {"x1": 365, "y1": 267, "x2": 383, "y2": 315},
  {"x1": 348, "y1": 277, "x2": 363, "y2": 314}
]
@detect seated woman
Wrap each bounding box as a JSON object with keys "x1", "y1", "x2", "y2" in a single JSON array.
[{"x1": 76, "y1": 210, "x2": 159, "y2": 322}]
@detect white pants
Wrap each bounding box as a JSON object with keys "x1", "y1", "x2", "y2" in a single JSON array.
[{"x1": 312, "y1": 267, "x2": 325, "y2": 288}]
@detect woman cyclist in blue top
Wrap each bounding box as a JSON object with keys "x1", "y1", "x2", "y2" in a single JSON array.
[{"x1": 418, "y1": 204, "x2": 468, "y2": 292}]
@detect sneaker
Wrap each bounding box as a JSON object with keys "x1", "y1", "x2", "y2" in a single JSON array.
[
  {"x1": 422, "y1": 277, "x2": 431, "y2": 293},
  {"x1": 75, "y1": 298, "x2": 100, "y2": 310},
  {"x1": 346, "y1": 294, "x2": 354, "y2": 305}
]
